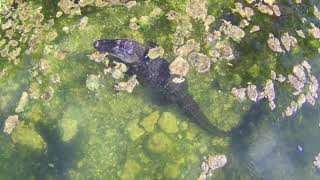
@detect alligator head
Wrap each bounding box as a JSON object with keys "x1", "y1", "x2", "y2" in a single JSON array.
[{"x1": 93, "y1": 39, "x2": 147, "y2": 63}]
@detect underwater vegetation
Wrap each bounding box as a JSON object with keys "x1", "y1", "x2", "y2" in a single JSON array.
[{"x1": 0, "y1": 0, "x2": 320, "y2": 180}]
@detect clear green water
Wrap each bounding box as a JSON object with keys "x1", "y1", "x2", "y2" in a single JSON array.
[{"x1": 0, "y1": 0, "x2": 320, "y2": 180}]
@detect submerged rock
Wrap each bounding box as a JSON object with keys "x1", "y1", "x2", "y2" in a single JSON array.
[
  {"x1": 147, "y1": 132, "x2": 172, "y2": 153},
  {"x1": 15, "y1": 92, "x2": 29, "y2": 113},
  {"x1": 292, "y1": 64, "x2": 306, "y2": 82},
  {"x1": 267, "y1": 33, "x2": 284, "y2": 53},
  {"x1": 296, "y1": 30, "x2": 306, "y2": 38},
  {"x1": 264, "y1": 79, "x2": 276, "y2": 110},
  {"x1": 231, "y1": 87, "x2": 246, "y2": 102},
  {"x1": 140, "y1": 111, "x2": 160, "y2": 132},
  {"x1": 59, "y1": 118, "x2": 78, "y2": 142},
  {"x1": 115, "y1": 75, "x2": 139, "y2": 93},
  {"x1": 126, "y1": 119, "x2": 145, "y2": 141},
  {"x1": 247, "y1": 84, "x2": 258, "y2": 102},
  {"x1": 121, "y1": 159, "x2": 141, "y2": 180},
  {"x1": 105, "y1": 62, "x2": 127, "y2": 80},
  {"x1": 58, "y1": 0, "x2": 81, "y2": 15},
  {"x1": 284, "y1": 101, "x2": 298, "y2": 117},
  {"x1": 314, "y1": 153, "x2": 320, "y2": 170},
  {"x1": 301, "y1": 60, "x2": 311, "y2": 73},
  {"x1": 257, "y1": 4, "x2": 274, "y2": 15},
  {"x1": 220, "y1": 21, "x2": 245, "y2": 42},
  {"x1": 186, "y1": 0, "x2": 207, "y2": 21},
  {"x1": 41, "y1": 86, "x2": 55, "y2": 101},
  {"x1": 175, "y1": 39, "x2": 200, "y2": 57},
  {"x1": 297, "y1": 94, "x2": 306, "y2": 108},
  {"x1": 250, "y1": 25, "x2": 260, "y2": 33},
  {"x1": 188, "y1": 52, "x2": 211, "y2": 73},
  {"x1": 198, "y1": 154, "x2": 227, "y2": 179},
  {"x1": 86, "y1": 74, "x2": 100, "y2": 91},
  {"x1": 288, "y1": 74, "x2": 304, "y2": 92},
  {"x1": 3, "y1": 115, "x2": 19, "y2": 135},
  {"x1": 169, "y1": 56, "x2": 189, "y2": 77},
  {"x1": 158, "y1": 112, "x2": 179, "y2": 134},
  {"x1": 308, "y1": 24, "x2": 320, "y2": 39},
  {"x1": 147, "y1": 46, "x2": 165, "y2": 59},
  {"x1": 280, "y1": 32, "x2": 297, "y2": 52},
  {"x1": 88, "y1": 51, "x2": 109, "y2": 64}
]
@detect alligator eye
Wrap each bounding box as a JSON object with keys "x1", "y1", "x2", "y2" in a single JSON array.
[{"x1": 93, "y1": 41, "x2": 100, "y2": 49}]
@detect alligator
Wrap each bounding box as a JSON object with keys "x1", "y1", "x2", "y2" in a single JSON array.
[{"x1": 93, "y1": 39, "x2": 228, "y2": 136}]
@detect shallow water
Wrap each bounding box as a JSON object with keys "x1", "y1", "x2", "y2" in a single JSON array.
[{"x1": 0, "y1": 0, "x2": 320, "y2": 180}]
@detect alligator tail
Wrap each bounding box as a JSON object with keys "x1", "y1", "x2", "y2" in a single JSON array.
[{"x1": 177, "y1": 93, "x2": 229, "y2": 137}]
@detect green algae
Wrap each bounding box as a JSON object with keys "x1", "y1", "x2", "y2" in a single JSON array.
[
  {"x1": 59, "y1": 117, "x2": 78, "y2": 142},
  {"x1": 147, "y1": 132, "x2": 173, "y2": 154},
  {"x1": 158, "y1": 112, "x2": 179, "y2": 134},
  {"x1": 126, "y1": 119, "x2": 145, "y2": 141},
  {"x1": 140, "y1": 111, "x2": 160, "y2": 132},
  {"x1": 120, "y1": 159, "x2": 141, "y2": 180},
  {"x1": 11, "y1": 122, "x2": 47, "y2": 150}
]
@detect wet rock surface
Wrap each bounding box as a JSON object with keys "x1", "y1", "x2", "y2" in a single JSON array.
[
  {"x1": 198, "y1": 154, "x2": 227, "y2": 180},
  {"x1": 3, "y1": 115, "x2": 19, "y2": 135}
]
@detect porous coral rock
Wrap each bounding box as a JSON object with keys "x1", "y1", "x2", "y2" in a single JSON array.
[
  {"x1": 129, "y1": 17, "x2": 140, "y2": 30},
  {"x1": 313, "y1": 5, "x2": 320, "y2": 20},
  {"x1": 88, "y1": 51, "x2": 109, "y2": 64},
  {"x1": 292, "y1": 64, "x2": 306, "y2": 82},
  {"x1": 288, "y1": 74, "x2": 304, "y2": 92},
  {"x1": 257, "y1": 4, "x2": 274, "y2": 15},
  {"x1": 188, "y1": 52, "x2": 211, "y2": 73},
  {"x1": 106, "y1": 62, "x2": 127, "y2": 80},
  {"x1": 204, "y1": 15, "x2": 215, "y2": 32},
  {"x1": 247, "y1": 84, "x2": 258, "y2": 102},
  {"x1": 308, "y1": 23, "x2": 320, "y2": 39},
  {"x1": 267, "y1": 33, "x2": 284, "y2": 53},
  {"x1": 15, "y1": 92, "x2": 29, "y2": 113},
  {"x1": 78, "y1": 0, "x2": 94, "y2": 7},
  {"x1": 114, "y1": 75, "x2": 139, "y2": 93},
  {"x1": 231, "y1": 87, "x2": 246, "y2": 102},
  {"x1": 79, "y1": 16, "x2": 89, "y2": 29},
  {"x1": 301, "y1": 60, "x2": 311, "y2": 73},
  {"x1": 198, "y1": 155, "x2": 227, "y2": 179},
  {"x1": 58, "y1": 0, "x2": 81, "y2": 15},
  {"x1": 124, "y1": 1, "x2": 137, "y2": 9},
  {"x1": 169, "y1": 56, "x2": 189, "y2": 77},
  {"x1": 263, "y1": 0, "x2": 275, "y2": 6},
  {"x1": 250, "y1": 25, "x2": 260, "y2": 33},
  {"x1": 239, "y1": 19, "x2": 250, "y2": 28},
  {"x1": 296, "y1": 30, "x2": 306, "y2": 38},
  {"x1": 264, "y1": 79, "x2": 276, "y2": 110},
  {"x1": 272, "y1": 4, "x2": 281, "y2": 16},
  {"x1": 220, "y1": 21, "x2": 245, "y2": 42},
  {"x1": 86, "y1": 74, "x2": 100, "y2": 91},
  {"x1": 280, "y1": 32, "x2": 297, "y2": 52},
  {"x1": 175, "y1": 39, "x2": 200, "y2": 57},
  {"x1": 284, "y1": 101, "x2": 298, "y2": 116},
  {"x1": 186, "y1": 0, "x2": 207, "y2": 21},
  {"x1": 147, "y1": 46, "x2": 164, "y2": 59},
  {"x1": 297, "y1": 93, "x2": 306, "y2": 108},
  {"x1": 232, "y1": 3, "x2": 254, "y2": 20},
  {"x1": 41, "y1": 86, "x2": 55, "y2": 101},
  {"x1": 3, "y1": 115, "x2": 19, "y2": 135}
]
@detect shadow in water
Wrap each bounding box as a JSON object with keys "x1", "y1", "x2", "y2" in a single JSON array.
[{"x1": 36, "y1": 122, "x2": 83, "y2": 180}]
